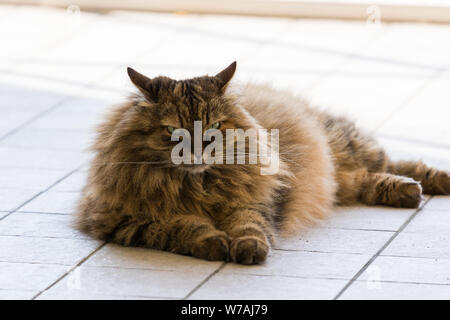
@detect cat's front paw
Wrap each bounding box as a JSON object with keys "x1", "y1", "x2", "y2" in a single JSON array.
[
  {"x1": 230, "y1": 236, "x2": 268, "y2": 265},
  {"x1": 191, "y1": 232, "x2": 230, "y2": 261},
  {"x1": 397, "y1": 179, "x2": 423, "y2": 208}
]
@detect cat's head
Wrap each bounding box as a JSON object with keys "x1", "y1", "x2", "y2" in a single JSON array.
[{"x1": 101, "y1": 62, "x2": 260, "y2": 174}]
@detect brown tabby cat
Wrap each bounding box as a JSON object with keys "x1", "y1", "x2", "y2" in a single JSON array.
[{"x1": 76, "y1": 61, "x2": 450, "y2": 264}]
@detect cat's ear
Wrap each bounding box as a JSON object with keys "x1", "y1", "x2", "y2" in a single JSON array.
[
  {"x1": 215, "y1": 61, "x2": 236, "y2": 91},
  {"x1": 127, "y1": 67, "x2": 158, "y2": 102}
]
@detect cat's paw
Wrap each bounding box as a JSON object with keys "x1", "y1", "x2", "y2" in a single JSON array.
[
  {"x1": 191, "y1": 232, "x2": 230, "y2": 261},
  {"x1": 396, "y1": 179, "x2": 423, "y2": 208},
  {"x1": 230, "y1": 236, "x2": 268, "y2": 265},
  {"x1": 429, "y1": 171, "x2": 450, "y2": 195}
]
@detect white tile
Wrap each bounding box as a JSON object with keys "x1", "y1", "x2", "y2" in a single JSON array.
[
  {"x1": 0, "y1": 262, "x2": 67, "y2": 291},
  {"x1": 424, "y1": 196, "x2": 450, "y2": 211},
  {"x1": 0, "y1": 69, "x2": 106, "y2": 99},
  {"x1": 41, "y1": 266, "x2": 212, "y2": 299},
  {"x1": 30, "y1": 9, "x2": 177, "y2": 65},
  {"x1": 19, "y1": 191, "x2": 81, "y2": 214},
  {"x1": 0, "y1": 167, "x2": 68, "y2": 190},
  {"x1": 0, "y1": 83, "x2": 68, "y2": 114},
  {"x1": 190, "y1": 273, "x2": 347, "y2": 300},
  {"x1": 362, "y1": 23, "x2": 450, "y2": 69},
  {"x1": 79, "y1": 84, "x2": 129, "y2": 102},
  {"x1": 0, "y1": 212, "x2": 8, "y2": 219},
  {"x1": 304, "y1": 73, "x2": 431, "y2": 132},
  {"x1": 0, "y1": 289, "x2": 36, "y2": 300},
  {"x1": 338, "y1": 52, "x2": 434, "y2": 78},
  {"x1": 245, "y1": 18, "x2": 384, "y2": 78},
  {"x1": 276, "y1": 228, "x2": 393, "y2": 254},
  {"x1": 85, "y1": 244, "x2": 222, "y2": 273},
  {"x1": 0, "y1": 235, "x2": 101, "y2": 265},
  {"x1": 1, "y1": 129, "x2": 93, "y2": 151},
  {"x1": 248, "y1": 42, "x2": 342, "y2": 78},
  {"x1": 133, "y1": 30, "x2": 256, "y2": 73},
  {"x1": 10, "y1": 10, "x2": 181, "y2": 93},
  {"x1": 378, "y1": 73, "x2": 450, "y2": 147},
  {"x1": 0, "y1": 120, "x2": 18, "y2": 138},
  {"x1": 340, "y1": 281, "x2": 450, "y2": 300},
  {"x1": 52, "y1": 171, "x2": 88, "y2": 192},
  {"x1": 377, "y1": 136, "x2": 450, "y2": 171},
  {"x1": 54, "y1": 96, "x2": 113, "y2": 116},
  {"x1": 0, "y1": 188, "x2": 36, "y2": 211},
  {"x1": 0, "y1": 147, "x2": 89, "y2": 170},
  {"x1": 358, "y1": 256, "x2": 450, "y2": 285},
  {"x1": 405, "y1": 209, "x2": 450, "y2": 234},
  {"x1": 0, "y1": 5, "x2": 16, "y2": 21},
  {"x1": 383, "y1": 231, "x2": 450, "y2": 259},
  {"x1": 37, "y1": 290, "x2": 170, "y2": 300},
  {"x1": 200, "y1": 15, "x2": 290, "y2": 43},
  {"x1": 0, "y1": 212, "x2": 87, "y2": 239},
  {"x1": 0, "y1": 84, "x2": 69, "y2": 137},
  {"x1": 222, "y1": 250, "x2": 370, "y2": 280},
  {"x1": 17, "y1": 95, "x2": 112, "y2": 135},
  {"x1": 321, "y1": 206, "x2": 415, "y2": 231},
  {"x1": 283, "y1": 19, "x2": 384, "y2": 51},
  {"x1": 0, "y1": 6, "x2": 99, "y2": 66},
  {"x1": 26, "y1": 110, "x2": 102, "y2": 133}
]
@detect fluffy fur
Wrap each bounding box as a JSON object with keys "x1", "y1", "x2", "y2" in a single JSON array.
[{"x1": 76, "y1": 62, "x2": 450, "y2": 264}]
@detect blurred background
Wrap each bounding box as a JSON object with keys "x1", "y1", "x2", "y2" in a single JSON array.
[
  {"x1": 1, "y1": 1, "x2": 450, "y2": 144},
  {"x1": 0, "y1": 0, "x2": 449, "y2": 300}
]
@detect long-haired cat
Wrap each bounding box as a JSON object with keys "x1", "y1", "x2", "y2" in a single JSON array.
[{"x1": 76, "y1": 61, "x2": 450, "y2": 264}]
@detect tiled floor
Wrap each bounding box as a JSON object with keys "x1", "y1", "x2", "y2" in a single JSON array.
[{"x1": 0, "y1": 5, "x2": 449, "y2": 300}]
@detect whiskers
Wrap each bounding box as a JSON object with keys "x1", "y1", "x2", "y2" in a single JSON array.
[{"x1": 90, "y1": 160, "x2": 175, "y2": 168}]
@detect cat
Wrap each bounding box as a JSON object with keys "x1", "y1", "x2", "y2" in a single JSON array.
[{"x1": 76, "y1": 61, "x2": 450, "y2": 265}]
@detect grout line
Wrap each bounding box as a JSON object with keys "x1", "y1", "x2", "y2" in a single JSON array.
[
  {"x1": 371, "y1": 69, "x2": 445, "y2": 134},
  {"x1": 317, "y1": 226, "x2": 397, "y2": 232},
  {"x1": 2, "y1": 259, "x2": 449, "y2": 287},
  {"x1": 14, "y1": 211, "x2": 73, "y2": 215},
  {"x1": 183, "y1": 262, "x2": 227, "y2": 300},
  {"x1": 302, "y1": 25, "x2": 389, "y2": 93},
  {"x1": 0, "y1": 260, "x2": 84, "y2": 266},
  {"x1": 273, "y1": 248, "x2": 376, "y2": 255},
  {"x1": 0, "y1": 166, "x2": 82, "y2": 222},
  {"x1": 0, "y1": 95, "x2": 74, "y2": 143},
  {"x1": 333, "y1": 196, "x2": 433, "y2": 300},
  {"x1": 351, "y1": 279, "x2": 450, "y2": 287},
  {"x1": 0, "y1": 234, "x2": 90, "y2": 240},
  {"x1": 31, "y1": 242, "x2": 107, "y2": 300},
  {"x1": 378, "y1": 253, "x2": 450, "y2": 260}
]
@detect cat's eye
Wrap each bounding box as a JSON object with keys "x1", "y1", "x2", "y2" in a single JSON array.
[
  {"x1": 209, "y1": 122, "x2": 221, "y2": 130},
  {"x1": 166, "y1": 126, "x2": 176, "y2": 134}
]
